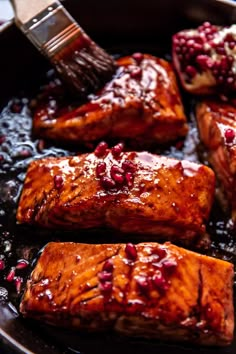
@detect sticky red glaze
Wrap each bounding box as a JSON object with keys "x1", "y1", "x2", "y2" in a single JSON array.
[
  {"x1": 33, "y1": 54, "x2": 188, "y2": 146},
  {"x1": 20, "y1": 242, "x2": 234, "y2": 346}
]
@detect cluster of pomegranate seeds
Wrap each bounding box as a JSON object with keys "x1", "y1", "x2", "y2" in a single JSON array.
[
  {"x1": 54, "y1": 174, "x2": 64, "y2": 189},
  {"x1": 135, "y1": 247, "x2": 177, "y2": 295},
  {"x1": 224, "y1": 128, "x2": 235, "y2": 143},
  {"x1": 1, "y1": 257, "x2": 29, "y2": 294},
  {"x1": 125, "y1": 243, "x2": 137, "y2": 261},
  {"x1": 98, "y1": 259, "x2": 114, "y2": 294},
  {"x1": 173, "y1": 22, "x2": 236, "y2": 91},
  {"x1": 94, "y1": 142, "x2": 137, "y2": 191}
]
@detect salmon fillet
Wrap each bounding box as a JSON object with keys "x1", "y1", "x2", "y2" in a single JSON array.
[
  {"x1": 16, "y1": 148, "x2": 215, "y2": 245},
  {"x1": 33, "y1": 54, "x2": 188, "y2": 145},
  {"x1": 20, "y1": 242, "x2": 234, "y2": 346},
  {"x1": 196, "y1": 100, "x2": 236, "y2": 222}
]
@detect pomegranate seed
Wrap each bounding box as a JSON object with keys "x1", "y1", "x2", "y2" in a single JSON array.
[
  {"x1": 122, "y1": 160, "x2": 136, "y2": 173},
  {"x1": 196, "y1": 55, "x2": 213, "y2": 70},
  {"x1": 103, "y1": 259, "x2": 113, "y2": 272},
  {"x1": 110, "y1": 165, "x2": 125, "y2": 184},
  {"x1": 152, "y1": 247, "x2": 167, "y2": 260},
  {"x1": 54, "y1": 175, "x2": 64, "y2": 189},
  {"x1": 99, "y1": 281, "x2": 113, "y2": 293},
  {"x1": 185, "y1": 65, "x2": 197, "y2": 78},
  {"x1": 162, "y1": 258, "x2": 177, "y2": 274},
  {"x1": 125, "y1": 172, "x2": 134, "y2": 187},
  {"x1": 130, "y1": 68, "x2": 142, "y2": 79},
  {"x1": 125, "y1": 243, "x2": 137, "y2": 261},
  {"x1": 16, "y1": 259, "x2": 29, "y2": 270},
  {"x1": 100, "y1": 176, "x2": 116, "y2": 190},
  {"x1": 152, "y1": 271, "x2": 168, "y2": 291},
  {"x1": 0, "y1": 259, "x2": 5, "y2": 270},
  {"x1": 19, "y1": 149, "x2": 32, "y2": 158},
  {"x1": 136, "y1": 276, "x2": 150, "y2": 293},
  {"x1": 98, "y1": 271, "x2": 113, "y2": 282},
  {"x1": 15, "y1": 277, "x2": 23, "y2": 294},
  {"x1": 228, "y1": 42, "x2": 235, "y2": 50},
  {"x1": 111, "y1": 143, "x2": 124, "y2": 157},
  {"x1": 0, "y1": 136, "x2": 6, "y2": 145},
  {"x1": 96, "y1": 162, "x2": 107, "y2": 177},
  {"x1": 6, "y1": 267, "x2": 15, "y2": 282},
  {"x1": 132, "y1": 52, "x2": 144, "y2": 64},
  {"x1": 94, "y1": 141, "x2": 108, "y2": 157},
  {"x1": 225, "y1": 128, "x2": 235, "y2": 143}
]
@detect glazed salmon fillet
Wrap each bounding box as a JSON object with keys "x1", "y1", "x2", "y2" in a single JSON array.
[
  {"x1": 196, "y1": 100, "x2": 236, "y2": 222},
  {"x1": 33, "y1": 54, "x2": 188, "y2": 146},
  {"x1": 17, "y1": 147, "x2": 215, "y2": 245},
  {"x1": 20, "y1": 242, "x2": 234, "y2": 346}
]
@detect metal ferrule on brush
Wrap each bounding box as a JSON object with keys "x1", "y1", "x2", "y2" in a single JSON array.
[{"x1": 21, "y1": 1, "x2": 81, "y2": 58}]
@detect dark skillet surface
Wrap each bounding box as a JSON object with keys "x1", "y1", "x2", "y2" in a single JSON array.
[{"x1": 0, "y1": 0, "x2": 236, "y2": 353}]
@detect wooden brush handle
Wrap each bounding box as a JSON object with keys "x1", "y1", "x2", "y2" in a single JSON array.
[{"x1": 11, "y1": 0, "x2": 56, "y2": 25}]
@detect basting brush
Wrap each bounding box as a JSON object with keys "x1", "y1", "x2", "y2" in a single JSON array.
[{"x1": 10, "y1": 0, "x2": 116, "y2": 96}]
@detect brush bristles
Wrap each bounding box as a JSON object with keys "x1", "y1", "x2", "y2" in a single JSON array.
[{"x1": 52, "y1": 34, "x2": 116, "y2": 96}]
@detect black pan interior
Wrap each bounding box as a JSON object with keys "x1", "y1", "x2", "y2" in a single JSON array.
[{"x1": 0, "y1": 0, "x2": 236, "y2": 353}]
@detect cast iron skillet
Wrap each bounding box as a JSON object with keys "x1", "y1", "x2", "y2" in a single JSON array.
[{"x1": 0, "y1": 0, "x2": 236, "y2": 353}]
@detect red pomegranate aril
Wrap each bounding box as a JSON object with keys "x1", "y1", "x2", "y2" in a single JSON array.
[
  {"x1": 98, "y1": 271, "x2": 113, "y2": 282},
  {"x1": 16, "y1": 259, "x2": 29, "y2": 270},
  {"x1": 6, "y1": 267, "x2": 15, "y2": 282},
  {"x1": 153, "y1": 247, "x2": 167, "y2": 260},
  {"x1": 125, "y1": 172, "x2": 134, "y2": 187},
  {"x1": 110, "y1": 165, "x2": 125, "y2": 184},
  {"x1": 100, "y1": 176, "x2": 116, "y2": 190},
  {"x1": 54, "y1": 175, "x2": 64, "y2": 189},
  {"x1": 94, "y1": 141, "x2": 108, "y2": 157},
  {"x1": 15, "y1": 277, "x2": 23, "y2": 294},
  {"x1": 130, "y1": 68, "x2": 142, "y2": 79},
  {"x1": 132, "y1": 52, "x2": 144, "y2": 64},
  {"x1": 162, "y1": 258, "x2": 177, "y2": 274},
  {"x1": 111, "y1": 143, "x2": 124, "y2": 157},
  {"x1": 196, "y1": 55, "x2": 213, "y2": 70},
  {"x1": 229, "y1": 42, "x2": 235, "y2": 50},
  {"x1": 136, "y1": 276, "x2": 150, "y2": 293},
  {"x1": 185, "y1": 65, "x2": 198, "y2": 78},
  {"x1": 96, "y1": 162, "x2": 107, "y2": 177},
  {"x1": 0, "y1": 259, "x2": 5, "y2": 270},
  {"x1": 122, "y1": 160, "x2": 136, "y2": 173},
  {"x1": 225, "y1": 128, "x2": 235, "y2": 143},
  {"x1": 125, "y1": 243, "x2": 137, "y2": 261},
  {"x1": 99, "y1": 281, "x2": 113, "y2": 293},
  {"x1": 0, "y1": 136, "x2": 6, "y2": 145},
  {"x1": 152, "y1": 271, "x2": 168, "y2": 291},
  {"x1": 227, "y1": 77, "x2": 234, "y2": 84},
  {"x1": 103, "y1": 259, "x2": 113, "y2": 272}
]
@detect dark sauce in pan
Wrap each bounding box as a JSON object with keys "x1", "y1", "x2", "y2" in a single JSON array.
[{"x1": 0, "y1": 64, "x2": 235, "y2": 353}]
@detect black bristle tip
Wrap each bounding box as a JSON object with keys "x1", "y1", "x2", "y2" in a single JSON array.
[{"x1": 52, "y1": 33, "x2": 116, "y2": 97}]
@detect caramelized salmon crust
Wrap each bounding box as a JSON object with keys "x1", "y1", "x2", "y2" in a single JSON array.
[
  {"x1": 33, "y1": 54, "x2": 188, "y2": 146},
  {"x1": 16, "y1": 150, "x2": 215, "y2": 246},
  {"x1": 196, "y1": 100, "x2": 236, "y2": 222},
  {"x1": 20, "y1": 242, "x2": 234, "y2": 346}
]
